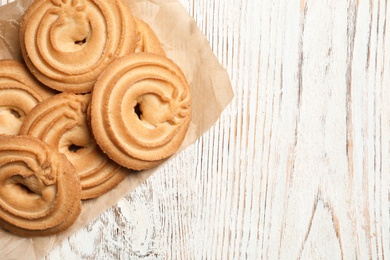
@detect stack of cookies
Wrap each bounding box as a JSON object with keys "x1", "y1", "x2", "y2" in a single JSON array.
[{"x1": 0, "y1": 0, "x2": 191, "y2": 237}]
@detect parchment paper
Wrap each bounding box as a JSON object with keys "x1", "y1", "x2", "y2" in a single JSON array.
[{"x1": 0, "y1": 0, "x2": 234, "y2": 259}]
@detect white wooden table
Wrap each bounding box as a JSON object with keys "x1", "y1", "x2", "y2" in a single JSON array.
[{"x1": 1, "y1": 0, "x2": 390, "y2": 259}]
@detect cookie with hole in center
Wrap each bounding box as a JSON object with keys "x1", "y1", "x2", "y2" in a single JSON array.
[
  {"x1": 0, "y1": 134, "x2": 81, "y2": 237},
  {"x1": 19, "y1": 93, "x2": 127, "y2": 200},
  {"x1": 20, "y1": 0, "x2": 138, "y2": 93},
  {"x1": 90, "y1": 52, "x2": 191, "y2": 170},
  {"x1": 0, "y1": 59, "x2": 56, "y2": 135},
  {"x1": 134, "y1": 18, "x2": 166, "y2": 56}
]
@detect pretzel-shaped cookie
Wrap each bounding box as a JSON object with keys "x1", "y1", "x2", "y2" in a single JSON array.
[
  {"x1": 0, "y1": 59, "x2": 55, "y2": 135},
  {"x1": 20, "y1": 0, "x2": 137, "y2": 93},
  {"x1": 19, "y1": 93, "x2": 127, "y2": 199},
  {"x1": 0, "y1": 135, "x2": 81, "y2": 237},
  {"x1": 90, "y1": 53, "x2": 191, "y2": 170}
]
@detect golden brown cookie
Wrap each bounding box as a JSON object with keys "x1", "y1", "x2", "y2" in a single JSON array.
[
  {"x1": 20, "y1": 0, "x2": 138, "y2": 93},
  {"x1": 134, "y1": 18, "x2": 166, "y2": 56},
  {"x1": 90, "y1": 53, "x2": 191, "y2": 170},
  {"x1": 0, "y1": 59, "x2": 55, "y2": 135},
  {"x1": 0, "y1": 134, "x2": 81, "y2": 237},
  {"x1": 19, "y1": 93, "x2": 127, "y2": 200}
]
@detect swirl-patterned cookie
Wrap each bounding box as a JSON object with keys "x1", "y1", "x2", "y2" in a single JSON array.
[
  {"x1": 0, "y1": 59, "x2": 55, "y2": 135},
  {"x1": 20, "y1": 0, "x2": 137, "y2": 93},
  {"x1": 134, "y1": 18, "x2": 166, "y2": 56},
  {"x1": 0, "y1": 135, "x2": 81, "y2": 237},
  {"x1": 90, "y1": 53, "x2": 191, "y2": 170},
  {"x1": 19, "y1": 93, "x2": 127, "y2": 199}
]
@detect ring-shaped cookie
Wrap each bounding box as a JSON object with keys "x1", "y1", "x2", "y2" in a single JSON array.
[
  {"x1": 0, "y1": 135, "x2": 81, "y2": 237},
  {"x1": 90, "y1": 53, "x2": 191, "y2": 170},
  {"x1": 134, "y1": 18, "x2": 166, "y2": 56},
  {"x1": 0, "y1": 60, "x2": 55, "y2": 135},
  {"x1": 20, "y1": 0, "x2": 137, "y2": 93},
  {"x1": 19, "y1": 93, "x2": 127, "y2": 199}
]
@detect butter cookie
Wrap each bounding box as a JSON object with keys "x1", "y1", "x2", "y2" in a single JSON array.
[
  {"x1": 0, "y1": 59, "x2": 55, "y2": 135},
  {"x1": 90, "y1": 53, "x2": 191, "y2": 170},
  {"x1": 134, "y1": 18, "x2": 166, "y2": 56},
  {"x1": 20, "y1": 0, "x2": 138, "y2": 93},
  {"x1": 19, "y1": 93, "x2": 127, "y2": 199},
  {"x1": 0, "y1": 135, "x2": 81, "y2": 237}
]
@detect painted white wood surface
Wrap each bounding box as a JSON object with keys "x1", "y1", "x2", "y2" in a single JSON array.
[{"x1": 1, "y1": 0, "x2": 389, "y2": 259}]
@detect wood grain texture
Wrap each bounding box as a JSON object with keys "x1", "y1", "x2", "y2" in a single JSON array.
[{"x1": 0, "y1": 0, "x2": 388, "y2": 259}]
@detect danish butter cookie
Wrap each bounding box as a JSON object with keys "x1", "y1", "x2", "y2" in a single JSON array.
[
  {"x1": 20, "y1": 0, "x2": 138, "y2": 93},
  {"x1": 90, "y1": 53, "x2": 191, "y2": 170},
  {"x1": 19, "y1": 93, "x2": 127, "y2": 199},
  {"x1": 0, "y1": 135, "x2": 81, "y2": 237},
  {"x1": 134, "y1": 18, "x2": 166, "y2": 56},
  {"x1": 0, "y1": 59, "x2": 55, "y2": 135}
]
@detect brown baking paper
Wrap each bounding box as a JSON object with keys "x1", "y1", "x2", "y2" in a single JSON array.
[{"x1": 0, "y1": 0, "x2": 234, "y2": 259}]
